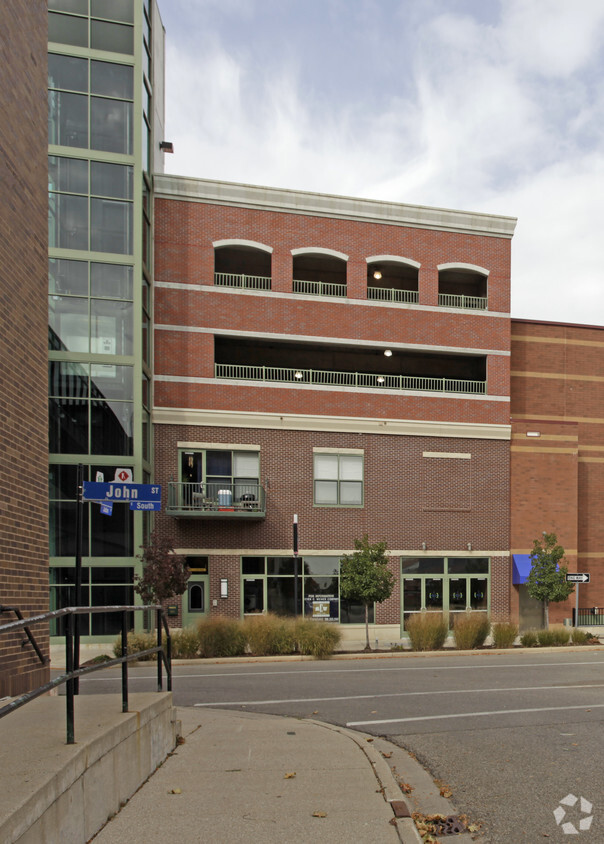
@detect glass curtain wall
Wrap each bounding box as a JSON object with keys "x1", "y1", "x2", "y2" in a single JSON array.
[{"x1": 48, "y1": 0, "x2": 158, "y2": 639}]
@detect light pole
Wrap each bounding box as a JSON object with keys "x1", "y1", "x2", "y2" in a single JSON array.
[{"x1": 293, "y1": 514, "x2": 299, "y2": 616}]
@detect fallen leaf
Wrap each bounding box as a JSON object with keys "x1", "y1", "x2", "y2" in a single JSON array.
[
  {"x1": 168, "y1": 788, "x2": 182, "y2": 794},
  {"x1": 312, "y1": 811, "x2": 327, "y2": 818},
  {"x1": 312, "y1": 710, "x2": 319, "y2": 715},
  {"x1": 175, "y1": 735, "x2": 185, "y2": 746},
  {"x1": 371, "y1": 710, "x2": 377, "y2": 713},
  {"x1": 381, "y1": 751, "x2": 393, "y2": 758},
  {"x1": 440, "y1": 787, "x2": 452, "y2": 798},
  {"x1": 284, "y1": 772, "x2": 296, "y2": 779},
  {"x1": 366, "y1": 737, "x2": 374, "y2": 742}
]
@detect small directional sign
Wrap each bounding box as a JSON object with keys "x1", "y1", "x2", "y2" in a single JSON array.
[
  {"x1": 566, "y1": 572, "x2": 590, "y2": 583},
  {"x1": 100, "y1": 501, "x2": 113, "y2": 516},
  {"x1": 129, "y1": 501, "x2": 161, "y2": 511}
]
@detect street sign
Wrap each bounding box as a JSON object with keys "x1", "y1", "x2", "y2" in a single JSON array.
[
  {"x1": 100, "y1": 501, "x2": 113, "y2": 516},
  {"x1": 566, "y1": 572, "x2": 590, "y2": 583},
  {"x1": 83, "y1": 482, "x2": 161, "y2": 502},
  {"x1": 129, "y1": 501, "x2": 161, "y2": 511}
]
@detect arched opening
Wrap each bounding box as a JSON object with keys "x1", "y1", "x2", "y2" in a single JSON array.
[
  {"x1": 214, "y1": 241, "x2": 272, "y2": 290},
  {"x1": 292, "y1": 250, "x2": 347, "y2": 297},
  {"x1": 367, "y1": 257, "x2": 419, "y2": 303},
  {"x1": 438, "y1": 265, "x2": 488, "y2": 310}
]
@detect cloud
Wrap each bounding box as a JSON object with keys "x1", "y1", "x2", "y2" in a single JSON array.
[{"x1": 160, "y1": 0, "x2": 604, "y2": 325}]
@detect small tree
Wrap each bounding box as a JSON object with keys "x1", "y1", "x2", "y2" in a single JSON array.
[
  {"x1": 134, "y1": 531, "x2": 190, "y2": 606},
  {"x1": 526, "y1": 532, "x2": 574, "y2": 628},
  {"x1": 339, "y1": 535, "x2": 395, "y2": 651}
]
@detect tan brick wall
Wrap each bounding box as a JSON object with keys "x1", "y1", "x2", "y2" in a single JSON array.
[{"x1": 0, "y1": 1, "x2": 49, "y2": 695}]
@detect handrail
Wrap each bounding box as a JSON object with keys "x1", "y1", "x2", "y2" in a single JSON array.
[
  {"x1": 0, "y1": 605, "x2": 172, "y2": 744},
  {"x1": 0, "y1": 605, "x2": 48, "y2": 665}
]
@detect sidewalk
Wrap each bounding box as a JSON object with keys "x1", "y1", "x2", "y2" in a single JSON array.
[{"x1": 91, "y1": 706, "x2": 432, "y2": 844}]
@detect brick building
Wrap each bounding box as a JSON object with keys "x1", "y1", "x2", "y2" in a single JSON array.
[
  {"x1": 510, "y1": 319, "x2": 604, "y2": 627},
  {"x1": 0, "y1": 0, "x2": 49, "y2": 695},
  {"x1": 152, "y1": 176, "x2": 516, "y2": 641}
]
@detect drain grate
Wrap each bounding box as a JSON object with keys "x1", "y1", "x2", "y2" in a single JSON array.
[{"x1": 430, "y1": 815, "x2": 468, "y2": 835}]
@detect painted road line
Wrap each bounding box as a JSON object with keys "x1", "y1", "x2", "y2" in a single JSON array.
[
  {"x1": 192, "y1": 682, "x2": 604, "y2": 708},
  {"x1": 346, "y1": 702, "x2": 604, "y2": 727}
]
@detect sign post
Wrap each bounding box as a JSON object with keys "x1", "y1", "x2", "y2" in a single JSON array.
[
  {"x1": 293, "y1": 514, "x2": 299, "y2": 617},
  {"x1": 566, "y1": 572, "x2": 590, "y2": 627}
]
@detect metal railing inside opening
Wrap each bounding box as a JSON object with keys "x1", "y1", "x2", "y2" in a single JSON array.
[
  {"x1": 438, "y1": 293, "x2": 488, "y2": 310},
  {"x1": 214, "y1": 272, "x2": 271, "y2": 291},
  {"x1": 367, "y1": 286, "x2": 419, "y2": 304},
  {"x1": 292, "y1": 279, "x2": 347, "y2": 297},
  {"x1": 215, "y1": 364, "x2": 486, "y2": 395},
  {"x1": 0, "y1": 605, "x2": 171, "y2": 744}
]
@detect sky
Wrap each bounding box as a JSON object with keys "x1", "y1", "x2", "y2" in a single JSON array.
[{"x1": 158, "y1": 0, "x2": 604, "y2": 325}]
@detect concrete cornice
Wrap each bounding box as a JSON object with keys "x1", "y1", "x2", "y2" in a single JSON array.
[
  {"x1": 154, "y1": 175, "x2": 517, "y2": 238},
  {"x1": 153, "y1": 407, "x2": 512, "y2": 440}
]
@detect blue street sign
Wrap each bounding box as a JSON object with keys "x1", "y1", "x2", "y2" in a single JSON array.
[
  {"x1": 100, "y1": 501, "x2": 113, "y2": 516},
  {"x1": 129, "y1": 501, "x2": 161, "y2": 511},
  {"x1": 83, "y1": 482, "x2": 161, "y2": 502}
]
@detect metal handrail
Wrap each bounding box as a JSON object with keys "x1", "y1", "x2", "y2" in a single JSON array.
[
  {"x1": 293, "y1": 279, "x2": 347, "y2": 297},
  {"x1": 0, "y1": 605, "x2": 48, "y2": 665},
  {"x1": 438, "y1": 293, "x2": 488, "y2": 310},
  {"x1": 0, "y1": 605, "x2": 172, "y2": 744},
  {"x1": 214, "y1": 272, "x2": 271, "y2": 290}
]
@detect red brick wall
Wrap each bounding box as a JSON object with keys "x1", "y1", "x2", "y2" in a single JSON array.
[
  {"x1": 153, "y1": 425, "x2": 510, "y2": 625},
  {"x1": 0, "y1": 1, "x2": 49, "y2": 695},
  {"x1": 511, "y1": 320, "x2": 604, "y2": 623}
]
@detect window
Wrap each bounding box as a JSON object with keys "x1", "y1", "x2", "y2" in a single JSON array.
[
  {"x1": 241, "y1": 556, "x2": 373, "y2": 623},
  {"x1": 401, "y1": 557, "x2": 490, "y2": 629},
  {"x1": 314, "y1": 452, "x2": 363, "y2": 506},
  {"x1": 180, "y1": 448, "x2": 260, "y2": 506}
]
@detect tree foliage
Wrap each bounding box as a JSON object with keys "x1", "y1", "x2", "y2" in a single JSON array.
[
  {"x1": 526, "y1": 532, "x2": 574, "y2": 627},
  {"x1": 134, "y1": 531, "x2": 190, "y2": 604},
  {"x1": 340, "y1": 535, "x2": 395, "y2": 649}
]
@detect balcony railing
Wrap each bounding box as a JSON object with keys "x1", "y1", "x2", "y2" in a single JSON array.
[
  {"x1": 215, "y1": 363, "x2": 486, "y2": 395},
  {"x1": 166, "y1": 482, "x2": 266, "y2": 517},
  {"x1": 367, "y1": 286, "x2": 419, "y2": 304},
  {"x1": 293, "y1": 279, "x2": 347, "y2": 297},
  {"x1": 214, "y1": 272, "x2": 271, "y2": 291},
  {"x1": 438, "y1": 293, "x2": 488, "y2": 310}
]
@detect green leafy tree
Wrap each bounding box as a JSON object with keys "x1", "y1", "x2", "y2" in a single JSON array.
[
  {"x1": 134, "y1": 531, "x2": 190, "y2": 605},
  {"x1": 526, "y1": 532, "x2": 574, "y2": 627},
  {"x1": 340, "y1": 535, "x2": 395, "y2": 650}
]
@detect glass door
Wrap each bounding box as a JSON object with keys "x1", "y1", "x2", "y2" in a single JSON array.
[{"x1": 243, "y1": 577, "x2": 264, "y2": 614}]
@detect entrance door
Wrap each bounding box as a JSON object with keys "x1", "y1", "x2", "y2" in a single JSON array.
[
  {"x1": 243, "y1": 577, "x2": 264, "y2": 615},
  {"x1": 182, "y1": 575, "x2": 209, "y2": 627}
]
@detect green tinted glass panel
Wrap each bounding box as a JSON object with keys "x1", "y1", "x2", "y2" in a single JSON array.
[{"x1": 48, "y1": 12, "x2": 88, "y2": 47}]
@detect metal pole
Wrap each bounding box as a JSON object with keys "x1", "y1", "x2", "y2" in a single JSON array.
[
  {"x1": 74, "y1": 463, "x2": 84, "y2": 694},
  {"x1": 66, "y1": 612, "x2": 75, "y2": 744},
  {"x1": 121, "y1": 610, "x2": 128, "y2": 712},
  {"x1": 293, "y1": 514, "x2": 299, "y2": 616},
  {"x1": 575, "y1": 583, "x2": 579, "y2": 628},
  {"x1": 157, "y1": 608, "x2": 163, "y2": 692}
]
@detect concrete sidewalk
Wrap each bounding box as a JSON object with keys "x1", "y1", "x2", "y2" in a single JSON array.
[{"x1": 91, "y1": 706, "x2": 478, "y2": 844}]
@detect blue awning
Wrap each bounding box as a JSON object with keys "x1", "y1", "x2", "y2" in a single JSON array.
[{"x1": 512, "y1": 554, "x2": 532, "y2": 585}]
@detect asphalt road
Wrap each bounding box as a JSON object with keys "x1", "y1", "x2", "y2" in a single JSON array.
[{"x1": 73, "y1": 649, "x2": 604, "y2": 842}]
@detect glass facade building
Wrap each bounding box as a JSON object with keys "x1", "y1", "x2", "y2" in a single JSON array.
[{"x1": 48, "y1": 0, "x2": 164, "y2": 638}]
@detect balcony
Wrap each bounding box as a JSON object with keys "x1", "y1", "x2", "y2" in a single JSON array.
[
  {"x1": 166, "y1": 482, "x2": 266, "y2": 519},
  {"x1": 438, "y1": 293, "x2": 488, "y2": 310},
  {"x1": 214, "y1": 272, "x2": 271, "y2": 291},
  {"x1": 215, "y1": 363, "x2": 486, "y2": 395},
  {"x1": 293, "y1": 279, "x2": 347, "y2": 297}
]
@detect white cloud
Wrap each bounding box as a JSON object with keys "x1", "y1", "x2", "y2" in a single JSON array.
[{"x1": 160, "y1": 0, "x2": 604, "y2": 326}]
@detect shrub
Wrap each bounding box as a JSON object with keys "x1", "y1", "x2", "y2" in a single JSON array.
[
  {"x1": 113, "y1": 631, "x2": 157, "y2": 660},
  {"x1": 520, "y1": 629, "x2": 539, "y2": 647},
  {"x1": 197, "y1": 617, "x2": 246, "y2": 657},
  {"x1": 571, "y1": 628, "x2": 591, "y2": 644},
  {"x1": 536, "y1": 628, "x2": 557, "y2": 647},
  {"x1": 549, "y1": 626, "x2": 571, "y2": 646},
  {"x1": 452, "y1": 613, "x2": 491, "y2": 650},
  {"x1": 294, "y1": 618, "x2": 342, "y2": 659},
  {"x1": 171, "y1": 627, "x2": 200, "y2": 658},
  {"x1": 245, "y1": 614, "x2": 296, "y2": 656},
  {"x1": 406, "y1": 613, "x2": 448, "y2": 651},
  {"x1": 492, "y1": 622, "x2": 518, "y2": 649}
]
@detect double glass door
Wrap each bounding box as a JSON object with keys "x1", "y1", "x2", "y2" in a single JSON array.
[{"x1": 403, "y1": 576, "x2": 488, "y2": 626}]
